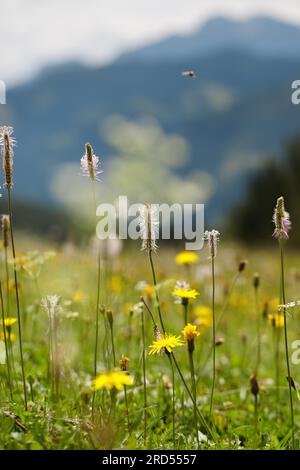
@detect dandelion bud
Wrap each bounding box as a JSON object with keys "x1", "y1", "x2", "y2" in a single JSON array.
[
  {"x1": 119, "y1": 355, "x2": 129, "y2": 371},
  {"x1": 273, "y1": 196, "x2": 291, "y2": 241},
  {"x1": 215, "y1": 336, "x2": 225, "y2": 347},
  {"x1": 139, "y1": 203, "x2": 159, "y2": 253},
  {"x1": 253, "y1": 273, "x2": 260, "y2": 289},
  {"x1": 80, "y1": 142, "x2": 102, "y2": 181},
  {"x1": 250, "y1": 373, "x2": 259, "y2": 397},
  {"x1": 286, "y1": 375, "x2": 297, "y2": 392},
  {"x1": 1, "y1": 214, "x2": 10, "y2": 248},
  {"x1": 106, "y1": 310, "x2": 113, "y2": 327},
  {"x1": 262, "y1": 301, "x2": 268, "y2": 319},
  {"x1": 204, "y1": 229, "x2": 220, "y2": 259},
  {"x1": 99, "y1": 304, "x2": 106, "y2": 316},
  {"x1": 0, "y1": 126, "x2": 15, "y2": 190},
  {"x1": 238, "y1": 260, "x2": 248, "y2": 273}
]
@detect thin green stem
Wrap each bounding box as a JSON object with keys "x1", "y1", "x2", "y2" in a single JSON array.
[
  {"x1": 168, "y1": 354, "x2": 176, "y2": 449},
  {"x1": 280, "y1": 242, "x2": 295, "y2": 449},
  {"x1": 7, "y1": 189, "x2": 27, "y2": 410},
  {"x1": 0, "y1": 279, "x2": 12, "y2": 399},
  {"x1": 209, "y1": 257, "x2": 216, "y2": 418},
  {"x1": 148, "y1": 250, "x2": 165, "y2": 334},
  {"x1": 254, "y1": 285, "x2": 261, "y2": 373},
  {"x1": 124, "y1": 385, "x2": 131, "y2": 434},
  {"x1": 188, "y1": 348, "x2": 199, "y2": 447},
  {"x1": 171, "y1": 352, "x2": 215, "y2": 441},
  {"x1": 141, "y1": 308, "x2": 147, "y2": 445}
]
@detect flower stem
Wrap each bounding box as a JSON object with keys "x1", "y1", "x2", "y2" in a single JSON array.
[
  {"x1": 7, "y1": 188, "x2": 27, "y2": 410},
  {"x1": 141, "y1": 308, "x2": 148, "y2": 446},
  {"x1": 168, "y1": 354, "x2": 176, "y2": 449},
  {"x1": 188, "y1": 349, "x2": 199, "y2": 447},
  {"x1": 254, "y1": 284, "x2": 261, "y2": 373},
  {"x1": 171, "y1": 352, "x2": 215, "y2": 441},
  {"x1": 280, "y1": 241, "x2": 295, "y2": 449},
  {"x1": 148, "y1": 250, "x2": 165, "y2": 334},
  {"x1": 0, "y1": 279, "x2": 12, "y2": 399},
  {"x1": 209, "y1": 257, "x2": 216, "y2": 418}
]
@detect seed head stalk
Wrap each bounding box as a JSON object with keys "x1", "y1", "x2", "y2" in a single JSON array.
[
  {"x1": 141, "y1": 308, "x2": 148, "y2": 446},
  {"x1": 210, "y1": 256, "x2": 216, "y2": 418},
  {"x1": 8, "y1": 186, "x2": 27, "y2": 410},
  {"x1": 0, "y1": 279, "x2": 12, "y2": 399},
  {"x1": 280, "y1": 241, "x2": 295, "y2": 449}
]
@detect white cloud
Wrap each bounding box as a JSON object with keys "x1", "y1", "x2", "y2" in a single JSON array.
[{"x1": 1, "y1": 0, "x2": 300, "y2": 86}]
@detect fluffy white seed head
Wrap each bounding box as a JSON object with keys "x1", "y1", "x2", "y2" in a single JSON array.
[
  {"x1": 204, "y1": 229, "x2": 220, "y2": 259},
  {"x1": 273, "y1": 196, "x2": 291, "y2": 241},
  {"x1": 0, "y1": 126, "x2": 15, "y2": 190},
  {"x1": 139, "y1": 203, "x2": 159, "y2": 253},
  {"x1": 41, "y1": 295, "x2": 61, "y2": 320},
  {"x1": 80, "y1": 142, "x2": 102, "y2": 181}
]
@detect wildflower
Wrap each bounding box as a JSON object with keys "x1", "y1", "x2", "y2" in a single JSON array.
[
  {"x1": 273, "y1": 196, "x2": 291, "y2": 240},
  {"x1": 139, "y1": 204, "x2": 159, "y2": 253},
  {"x1": 149, "y1": 333, "x2": 184, "y2": 355},
  {"x1": 278, "y1": 300, "x2": 300, "y2": 311},
  {"x1": 92, "y1": 370, "x2": 133, "y2": 391},
  {"x1": 250, "y1": 373, "x2": 259, "y2": 397},
  {"x1": 80, "y1": 142, "x2": 102, "y2": 181},
  {"x1": 253, "y1": 273, "x2": 260, "y2": 289},
  {"x1": 120, "y1": 355, "x2": 129, "y2": 371},
  {"x1": 135, "y1": 280, "x2": 155, "y2": 299},
  {"x1": 182, "y1": 323, "x2": 200, "y2": 342},
  {"x1": 238, "y1": 260, "x2": 248, "y2": 273},
  {"x1": 194, "y1": 305, "x2": 212, "y2": 328},
  {"x1": 111, "y1": 276, "x2": 123, "y2": 293},
  {"x1": 1, "y1": 214, "x2": 9, "y2": 248},
  {"x1": 175, "y1": 251, "x2": 199, "y2": 265},
  {"x1": 0, "y1": 126, "x2": 15, "y2": 190},
  {"x1": 41, "y1": 295, "x2": 61, "y2": 319},
  {"x1": 0, "y1": 331, "x2": 16, "y2": 341},
  {"x1": 172, "y1": 286, "x2": 199, "y2": 306},
  {"x1": 268, "y1": 312, "x2": 284, "y2": 329},
  {"x1": 203, "y1": 230, "x2": 220, "y2": 259},
  {"x1": 215, "y1": 336, "x2": 225, "y2": 347},
  {"x1": 4, "y1": 317, "x2": 17, "y2": 328},
  {"x1": 182, "y1": 323, "x2": 199, "y2": 353},
  {"x1": 72, "y1": 290, "x2": 85, "y2": 303}
]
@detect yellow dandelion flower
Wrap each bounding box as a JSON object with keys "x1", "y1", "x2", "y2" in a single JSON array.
[
  {"x1": 4, "y1": 317, "x2": 17, "y2": 328},
  {"x1": 194, "y1": 305, "x2": 212, "y2": 327},
  {"x1": 268, "y1": 312, "x2": 284, "y2": 329},
  {"x1": 0, "y1": 331, "x2": 16, "y2": 341},
  {"x1": 175, "y1": 251, "x2": 199, "y2": 265},
  {"x1": 92, "y1": 370, "x2": 134, "y2": 391},
  {"x1": 72, "y1": 290, "x2": 85, "y2": 303},
  {"x1": 149, "y1": 333, "x2": 184, "y2": 355},
  {"x1": 111, "y1": 276, "x2": 123, "y2": 293},
  {"x1": 143, "y1": 284, "x2": 155, "y2": 298},
  {"x1": 182, "y1": 323, "x2": 200, "y2": 341},
  {"x1": 172, "y1": 287, "x2": 199, "y2": 300},
  {"x1": 269, "y1": 298, "x2": 280, "y2": 313}
]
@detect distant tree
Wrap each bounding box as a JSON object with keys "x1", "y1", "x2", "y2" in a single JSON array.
[{"x1": 230, "y1": 136, "x2": 300, "y2": 245}]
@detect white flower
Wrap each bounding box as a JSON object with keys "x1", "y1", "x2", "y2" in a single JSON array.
[
  {"x1": 41, "y1": 295, "x2": 61, "y2": 319},
  {"x1": 203, "y1": 230, "x2": 220, "y2": 259},
  {"x1": 139, "y1": 204, "x2": 159, "y2": 253},
  {"x1": 80, "y1": 143, "x2": 102, "y2": 181}
]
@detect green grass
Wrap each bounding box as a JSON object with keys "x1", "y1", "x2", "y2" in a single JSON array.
[{"x1": 0, "y1": 237, "x2": 300, "y2": 450}]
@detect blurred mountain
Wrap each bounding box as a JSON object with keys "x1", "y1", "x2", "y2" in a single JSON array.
[
  {"x1": 1, "y1": 16, "x2": 300, "y2": 222},
  {"x1": 118, "y1": 16, "x2": 300, "y2": 63}
]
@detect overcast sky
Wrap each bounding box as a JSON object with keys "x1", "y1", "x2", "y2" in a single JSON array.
[{"x1": 1, "y1": 0, "x2": 300, "y2": 87}]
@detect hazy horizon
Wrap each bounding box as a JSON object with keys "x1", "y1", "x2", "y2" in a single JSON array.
[{"x1": 2, "y1": 0, "x2": 300, "y2": 87}]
